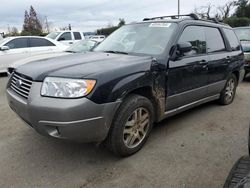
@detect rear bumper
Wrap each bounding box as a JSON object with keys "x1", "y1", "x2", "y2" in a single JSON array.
[{"x1": 6, "y1": 82, "x2": 121, "y2": 142}]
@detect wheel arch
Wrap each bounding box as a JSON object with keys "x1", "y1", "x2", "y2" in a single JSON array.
[{"x1": 121, "y1": 86, "x2": 165, "y2": 123}]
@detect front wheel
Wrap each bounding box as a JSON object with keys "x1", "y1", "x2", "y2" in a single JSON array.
[
  {"x1": 106, "y1": 94, "x2": 154, "y2": 157},
  {"x1": 219, "y1": 74, "x2": 237, "y2": 105}
]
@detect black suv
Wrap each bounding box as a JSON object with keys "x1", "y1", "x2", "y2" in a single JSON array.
[{"x1": 6, "y1": 14, "x2": 245, "y2": 157}]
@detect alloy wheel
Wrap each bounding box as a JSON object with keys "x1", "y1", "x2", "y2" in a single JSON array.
[{"x1": 123, "y1": 107, "x2": 150, "y2": 149}]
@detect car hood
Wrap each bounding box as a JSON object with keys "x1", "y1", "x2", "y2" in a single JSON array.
[
  {"x1": 10, "y1": 52, "x2": 70, "y2": 69},
  {"x1": 241, "y1": 41, "x2": 250, "y2": 52},
  {"x1": 16, "y1": 52, "x2": 153, "y2": 81}
]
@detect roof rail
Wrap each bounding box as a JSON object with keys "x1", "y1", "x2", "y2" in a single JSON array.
[
  {"x1": 143, "y1": 13, "x2": 199, "y2": 21},
  {"x1": 143, "y1": 13, "x2": 225, "y2": 25}
]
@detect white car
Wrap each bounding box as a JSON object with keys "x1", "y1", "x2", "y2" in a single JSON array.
[
  {"x1": 7, "y1": 40, "x2": 98, "y2": 75},
  {"x1": 0, "y1": 36, "x2": 67, "y2": 73},
  {"x1": 46, "y1": 31, "x2": 85, "y2": 46},
  {"x1": 90, "y1": 35, "x2": 106, "y2": 42}
]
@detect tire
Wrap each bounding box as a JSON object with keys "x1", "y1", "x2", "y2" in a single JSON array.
[
  {"x1": 224, "y1": 156, "x2": 250, "y2": 188},
  {"x1": 106, "y1": 94, "x2": 154, "y2": 157},
  {"x1": 248, "y1": 125, "x2": 250, "y2": 156},
  {"x1": 219, "y1": 74, "x2": 238, "y2": 105}
]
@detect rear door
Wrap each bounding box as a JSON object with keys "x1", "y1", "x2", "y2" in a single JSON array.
[
  {"x1": 205, "y1": 27, "x2": 233, "y2": 96},
  {"x1": 29, "y1": 38, "x2": 58, "y2": 55},
  {"x1": 73, "y1": 32, "x2": 82, "y2": 41},
  {"x1": 167, "y1": 25, "x2": 209, "y2": 110},
  {"x1": 0, "y1": 38, "x2": 30, "y2": 72}
]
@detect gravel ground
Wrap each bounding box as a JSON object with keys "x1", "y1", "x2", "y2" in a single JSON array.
[{"x1": 0, "y1": 75, "x2": 249, "y2": 188}]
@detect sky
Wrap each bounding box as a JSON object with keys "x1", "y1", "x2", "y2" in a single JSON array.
[{"x1": 0, "y1": 0, "x2": 234, "y2": 33}]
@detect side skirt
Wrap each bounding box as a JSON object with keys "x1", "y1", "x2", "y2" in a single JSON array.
[{"x1": 162, "y1": 94, "x2": 220, "y2": 119}]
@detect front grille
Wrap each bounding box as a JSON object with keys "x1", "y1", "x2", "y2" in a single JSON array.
[{"x1": 10, "y1": 72, "x2": 32, "y2": 99}]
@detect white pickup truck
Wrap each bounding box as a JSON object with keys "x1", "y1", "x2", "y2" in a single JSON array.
[{"x1": 46, "y1": 31, "x2": 85, "y2": 46}]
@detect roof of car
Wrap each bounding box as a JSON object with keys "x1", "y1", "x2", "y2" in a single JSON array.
[
  {"x1": 6, "y1": 36, "x2": 49, "y2": 39},
  {"x1": 135, "y1": 13, "x2": 232, "y2": 29}
]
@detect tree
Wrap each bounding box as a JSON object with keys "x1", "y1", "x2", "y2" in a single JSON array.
[
  {"x1": 118, "y1": 18, "x2": 126, "y2": 27},
  {"x1": 22, "y1": 11, "x2": 30, "y2": 33},
  {"x1": 235, "y1": 0, "x2": 250, "y2": 17},
  {"x1": 193, "y1": 3, "x2": 214, "y2": 19},
  {"x1": 21, "y1": 6, "x2": 43, "y2": 36},
  {"x1": 97, "y1": 19, "x2": 126, "y2": 36},
  {"x1": 224, "y1": 17, "x2": 250, "y2": 27},
  {"x1": 218, "y1": 1, "x2": 237, "y2": 20}
]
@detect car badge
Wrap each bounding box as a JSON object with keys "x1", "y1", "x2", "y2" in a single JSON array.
[{"x1": 16, "y1": 80, "x2": 23, "y2": 88}]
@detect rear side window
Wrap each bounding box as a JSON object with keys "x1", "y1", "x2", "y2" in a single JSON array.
[
  {"x1": 223, "y1": 28, "x2": 241, "y2": 51},
  {"x1": 73, "y1": 32, "x2": 81, "y2": 40},
  {"x1": 5, "y1": 38, "x2": 29, "y2": 49},
  {"x1": 178, "y1": 26, "x2": 207, "y2": 56},
  {"x1": 30, "y1": 38, "x2": 55, "y2": 47},
  {"x1": 58, "y1": 32, "x2": 72, "y2": 41},
  {"x1": 205, "y1": 27, "x2": 226, "y2": 53}
]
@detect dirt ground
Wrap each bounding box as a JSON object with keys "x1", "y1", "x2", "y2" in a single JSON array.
[{"x1": 0, "y1": 76, "x2": 249, "y2": 188}]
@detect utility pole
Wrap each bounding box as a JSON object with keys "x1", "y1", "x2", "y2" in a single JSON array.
[
  {"x1": 45, "y1": 16, "x2": 50, "y2": 33},
  {"x1": 178, "y1": 0, "x2": 180, "y2": 17}
]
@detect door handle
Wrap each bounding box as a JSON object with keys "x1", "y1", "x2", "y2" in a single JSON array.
[
  {"x1": 198, "y1": 60, "x2": 208, "y2": 65},
  {"x1": 226, "y1": 56, "x2": 231, "y2": 63},
  {"x1": 198, "y1": 60, "x2": 208, "y2": 69},
  {"x1": 69, "y1": 42, "x2": 73, "y2": 44}
]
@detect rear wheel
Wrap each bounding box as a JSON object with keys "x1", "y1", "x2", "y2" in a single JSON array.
[
  {"x1": 106, "y1": 94, "x2": 154, "y2": 157},
  {"x1": 219, "y1": 74, "x2": 237, "y2": 105}
]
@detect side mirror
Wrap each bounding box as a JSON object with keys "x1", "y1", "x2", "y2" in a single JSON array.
[
  {"x1": 0, "y1": 46, "x2": 10, "y2": 51},
  {"x1": 58, "y1": 38, "x2": 65, "y2": 41},
  {"x1": 177, "y1": 42, "x2": 192, "y2": 54}
]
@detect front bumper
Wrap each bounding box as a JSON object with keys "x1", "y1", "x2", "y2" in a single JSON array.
[{"x1": 6, "y1": 82, "x2": 121, "y2": 142}]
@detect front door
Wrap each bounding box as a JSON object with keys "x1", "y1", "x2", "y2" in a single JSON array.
[
  {"x1": 166, "y1": 25, "x2": 209, "y2": 110},
  {"x1": 0, "y1": 38, "x2": 30, "y2": 72}
]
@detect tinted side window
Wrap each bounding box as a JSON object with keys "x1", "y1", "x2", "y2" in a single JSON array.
[
  {"x1": 205, "y1": 27, "x2": 226, "y2": 53},
  {"x1": 178, "y1": 26, "x2": 206, "y2": 56},
  {"x1": 30, "y1": 38, "x2": 55, "y2": 47},
  {"x1": 223, "y1": 28, "x2": 241, "y2": 51},
  {"x1": 73, "y1": 32, "x2": 81, "y2": 40},
  {"x1": 5, "y1": 38, "x2": 28, "y2": 49},
  {"x1": 59, "y1": 32, "x2": 72, "y2": 41}
]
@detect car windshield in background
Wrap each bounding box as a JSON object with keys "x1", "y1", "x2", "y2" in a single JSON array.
[
  {"x1": 46, "y1": 32, "x2": 61, "y2": 40},
  {"x1": 94, "y1": 22, "x2": 177, "y2": 55},
  {"x1": 65, "y1": 40, "x2": 96, "y2": 53},
  {"x1": 235, "y1": 28, "x2": 250, "y2": 41},
  {"x1": 0, "y1": 38, "x2": 9, "y2": 46}
]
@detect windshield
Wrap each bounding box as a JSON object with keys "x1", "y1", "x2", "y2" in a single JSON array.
[
  {"x1": 46, "y1": 32, "x2": 61, "y2": 40},
  {"x1": 94, "y1": 22, "x2": 177, "y2": 55},
  {"x1": 0, "y1": 38, "x2": 9, "y2": 46},
  {"x1": 234, "y1": 28, "x2": 250, "y2": 41},
  {"x1": 65, "y1": 40, "x2": 96, "y2": 53}
]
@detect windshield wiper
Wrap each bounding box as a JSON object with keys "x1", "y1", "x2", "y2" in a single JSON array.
[
  {"x1": 240, "y1": 39, "x2": 250, "y2": 41},
  {"x1": 65, "y1": 50, "x2": 77, "y2": 53},
  {"x1": 103, "y1": 50, "x2": 128, "y2": 55}
]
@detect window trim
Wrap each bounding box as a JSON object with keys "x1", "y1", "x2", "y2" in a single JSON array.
[{"x1": 175, "y1": 24, "x2": 230, "y2": 60}]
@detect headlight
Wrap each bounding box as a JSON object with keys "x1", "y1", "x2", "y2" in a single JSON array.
[{"x1": 41, "y1": 77, "x2": 96, "y2": 98}]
